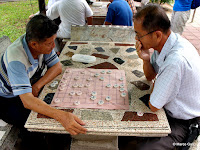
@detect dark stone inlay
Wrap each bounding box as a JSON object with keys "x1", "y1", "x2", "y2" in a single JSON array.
[
  {"x1": 88, "y1": 62, "x2": 118, "y2": 69},
  {"x1": 126, "y1": 48, "x2": 136, "y2": 53},
  {"x1": 113, "y1": 57, "x2": 125, "y2": 65},
  {"x1": 70, "y1": 42, "x2": 88, "y2": 45},
  {"x1": 131, "y1": 81, "x2": 150, "y2": 90},
  {"x1": 132, "y1": 70, "x2": 144, "y2": 78},
  {"x1": 139, "y1": 94, "x2": 150, "y2": 108},
  {"x1": 121, "y1": 111, "x2": 158, "y2": 121},
  {"x1": 43, "y1": 93, "x2": 55, "y2": 104},
  {"x1": 65, "y1": 51, "x2": 74, "y2": 57},
  {"x1": 68, "y1": 46, "x2": 77, "y2": 50},
  {"x1": 61, "y1": 60, "x2": 73, "y2": 66},
  {"x1": 115, "y1": 43, "x2": 134, "y2": 46},
  {"x1": 79, "y1": 48, "x2": 91, "y2": 54},
  {"x1": 92, "y1": 42, "x2": 109, "y2": 46},
  {"x1": 95, "y1": 47, "x2": 105, "y2": 52},
  {"x1": 92, "y1": 53, "x2": 109, "y2": 59},
  {"x1": 82, "y1": 62, "x2": 89, "y2": 65},
  {"x1": 37, "y1": 109, "x2": 74, "y2": 119},
  {"x1": 110, "y1": 48, "x2": 120, "y2": 54},
  {"x1": 81, "y1": 110, "x2": 113, "y2": 121}
]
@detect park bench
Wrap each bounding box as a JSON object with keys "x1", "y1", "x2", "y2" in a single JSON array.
[{"x1": 0, "y1": 36, "x2": 19, "y2": 150}]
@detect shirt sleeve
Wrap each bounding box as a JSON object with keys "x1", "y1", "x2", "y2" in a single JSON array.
[
  {"x1": 44, "y1": 50, "x2": 59, "y2": 68},
  {"x1": 7, "y1": 61, "x2": 32, "y2": 96},
  {"x1": 84, "y1": 1, "x2": 93, "y2": 17},
  {"x1": 105, "y1": 6, "x2": 115, "y2": 23},
  {"x1": 150, "y1": 62, "x2": 181, "y2": 109},
  {"x1": 46, "y1": 1, "x2": 60, "y2": 20}
]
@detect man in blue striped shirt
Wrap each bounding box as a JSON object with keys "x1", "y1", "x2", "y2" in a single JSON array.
[{"x1": 0, "y1": 14, "x2": 87, "y2": 136}]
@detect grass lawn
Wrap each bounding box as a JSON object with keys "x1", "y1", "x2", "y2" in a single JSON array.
[{"x1": 0, "y1": 0, "x2": 40, "y2": 42}]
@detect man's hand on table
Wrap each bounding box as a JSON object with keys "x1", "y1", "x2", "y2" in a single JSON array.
[
  {"x1": 57, "y1": 111, "x2": 87, "y2": 135},
  {"x1": 20, "y1": 92, "x2": 87, "y2": 135}
]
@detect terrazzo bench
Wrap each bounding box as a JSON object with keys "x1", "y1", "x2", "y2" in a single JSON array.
[
  {"x1": 70, "y1": 25, "x2": 135, "y2": 43},
  {"x1": 0, "y1": 36, "x2": 20, "y2": 149},
  {"x1": 62, "y1": 25, "x2": 136, "y2": 53}
]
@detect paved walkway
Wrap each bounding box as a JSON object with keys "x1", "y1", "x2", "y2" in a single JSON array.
[
  {"x1": 183, "y1": 8, "x2": 200, "y2": 55},
  {"x1": 163, "y1": 3, "x2": 200, "y2": 55}
]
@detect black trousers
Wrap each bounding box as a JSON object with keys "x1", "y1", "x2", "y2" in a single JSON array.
[
  {"x1": 136, "y1": 114, "x2": 190, "y2": 150},
  {"x1": 118, "y1": 114, "x2": 191, "y2": 150},
  {"x1": 0, "y1": 95, "x2": 30, "y2": 128}
]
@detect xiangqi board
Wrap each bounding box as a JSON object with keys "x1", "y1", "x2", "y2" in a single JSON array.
[{"x1": 51, "y1": 68, "x2": 129, "y2": 110}]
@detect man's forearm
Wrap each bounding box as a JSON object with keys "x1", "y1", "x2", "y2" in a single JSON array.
[
  {"x1": 104, "y1": 21, "x2": 112, "y2": 25},
  {"x1": 143, "y1": 60, "x2": 157, "y2": 81},
  {"x1": 20, "y1": 93, "x2": 64, "y2": 121},
  {"x1": 34, "y1": 62, "x2": 62, "y2": 90},
  {"x1": 87, "y1": 16, "x2": 93, "y2": 25}
]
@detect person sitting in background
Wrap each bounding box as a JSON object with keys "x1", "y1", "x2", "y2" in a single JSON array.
[
  {"x1": 0, "y1": 14, "x2": 87, "y2": 136},
  {"x1": 105, "y1": 0, "x2": 133, "y2": 26},
  {"x1": 47, "y1": 0, "x2": 93, "y2": 39}
]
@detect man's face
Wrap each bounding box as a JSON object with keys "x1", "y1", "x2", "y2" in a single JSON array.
[
  {"x1": 134, "y1": 19, "x2": 156, "y2": 50},
  {"x1": 35, "y1": 34, "x2": 57, "y2": 54}
]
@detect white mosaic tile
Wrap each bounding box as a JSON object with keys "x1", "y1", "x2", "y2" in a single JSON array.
[{"x1": 0, "y1": 131, "x2": 6, "y2": 141}]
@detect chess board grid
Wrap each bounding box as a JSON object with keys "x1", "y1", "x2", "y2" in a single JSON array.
[{"x1": 51, "y1": 68, "x2": 129, "y2": 110}]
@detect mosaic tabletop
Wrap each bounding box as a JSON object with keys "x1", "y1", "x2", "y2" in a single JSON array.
[{"x1": 25, "y1": 41, "x2": 171, "y2": 137}]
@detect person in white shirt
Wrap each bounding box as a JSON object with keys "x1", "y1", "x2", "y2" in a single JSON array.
[
  {"x1": 47, "y1": 0, "x2": 61, "y2": 9},
  {"x1": 47, "y1": 0, "x2": 93, "y2": 39},
  {"x1": 132, "y1": 3, "x2": 200, "y2": 150}
]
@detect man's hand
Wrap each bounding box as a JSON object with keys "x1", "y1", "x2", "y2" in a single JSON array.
[
  {"x1": 20, "y1": 93, "x2": 87, "y2": 135},
  {"x1": 58, "y1": 111, "x2": 87, "y2": 135},
  {"x1": 136, "y1": 40, "x2": 157, "y2": 80},
  {"x1": 136, "y1": 40, "x2": 151, "y2": 61},
  {"x1": 32, "y1": 83, "x2": 41, "y2": 97}
]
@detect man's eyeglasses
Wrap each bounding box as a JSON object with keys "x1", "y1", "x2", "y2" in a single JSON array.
[{"x1": 135, "y1": 30, "x2": 157, "y2": 40}]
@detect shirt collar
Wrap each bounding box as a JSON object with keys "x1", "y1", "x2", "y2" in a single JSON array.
[
  {"x1": 156, "y1": 31, "x2": 178, "y2": 67},
  {"x1": 22, "y1": 35, "x2": 35, "y2": 65}
]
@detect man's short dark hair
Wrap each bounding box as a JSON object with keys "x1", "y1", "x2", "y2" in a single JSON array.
[
  {"x1": 134, "y1": 3, "x2": 171, "y2": 34},
  {"x1": 26, "y1": 14, "x2": 59, "y2": 43}
]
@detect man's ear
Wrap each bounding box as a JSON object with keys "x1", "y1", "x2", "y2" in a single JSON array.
[
  {"x1": 155, "y1": 31, "x2": 163, "y2": 42},
  {"x1": 29, "y1": 41, "x2": 38, "y2": 50}
]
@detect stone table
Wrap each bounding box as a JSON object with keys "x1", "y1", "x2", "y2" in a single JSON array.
[
  {"x1": 90, "y1": 2, "x2": 109, "y2": 25},
  {"x1": 25, "y1": 41, "x2": 171, "y2": 150}
]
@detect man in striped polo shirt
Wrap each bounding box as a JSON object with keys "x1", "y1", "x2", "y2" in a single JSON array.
[{"x1": 0, "y1": 14, "x2": 87, "y2": 136}]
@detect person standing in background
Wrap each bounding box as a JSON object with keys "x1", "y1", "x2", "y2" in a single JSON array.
[{"x1": 171, "y1": 0, "x2": 193, "y2": 35}]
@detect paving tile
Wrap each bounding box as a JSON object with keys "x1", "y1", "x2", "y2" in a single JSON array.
[
  {"x1": 184, "y1": 35, "x2": 197, "y2": 40},
  {"x1": 182, "y1": 32, "x2": 194, "y2": 36},
  {"x1": 189, "y1": 40, "x2": 200, "y2": 46}
]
